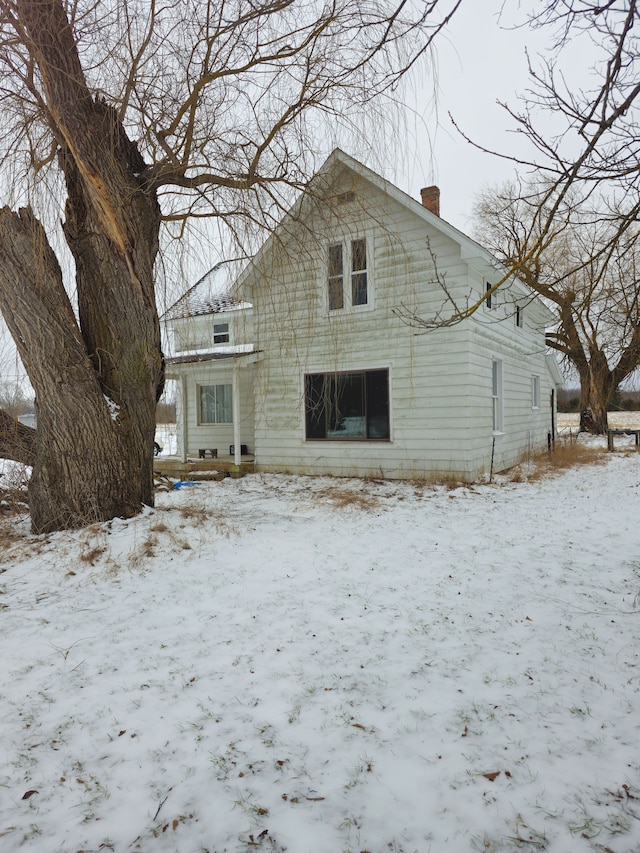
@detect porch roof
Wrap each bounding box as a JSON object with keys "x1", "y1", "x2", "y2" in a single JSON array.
[{"x1": 166, "y1": 348, "x2": 260, "y2": 366}]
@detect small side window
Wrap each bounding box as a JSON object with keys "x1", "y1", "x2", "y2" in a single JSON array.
[
  {"x1": 213, "y1": 322, "x2": 229, "y2": 344},
  {"x1": 492, "y1": 359, "x2": 503, "y2": 432},
  {"x1": 485, "y1": 283, "x2": 495, "y2": 309},
  {"x1": 531, "y1": 375, "x2": 540, "y2": 409},
  {"x1": 516, "y1": 306, "x2": 524, "y2": 328}
]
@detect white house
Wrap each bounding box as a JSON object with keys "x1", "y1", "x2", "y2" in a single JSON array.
[{"x1": 165, "y1": 149, "x2": 562, "y2": 480}]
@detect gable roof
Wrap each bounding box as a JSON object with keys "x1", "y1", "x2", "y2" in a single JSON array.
[
  {"x1": 163, "y1": 263, "x2": 251, "y2": 321},
  {"x1": 233, "y1": 148, "x2": 554, "y2": 325}
]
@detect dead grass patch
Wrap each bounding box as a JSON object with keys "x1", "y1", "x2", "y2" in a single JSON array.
[
  {"x1": 0, "y1": 518, "x2": 30, "y2": 561},
  {"x1": 157, "y1": 503, "x2": 238, "y2": 534},
  {"x1": 312, "y1": 485, "x2": 381, "y2": 511},
  {"x1": 514, "y1": 440, "x2": 608, "y2": 482},
  {"x1": 79, "y1": 545, "x2": 107, "y2": 566}
]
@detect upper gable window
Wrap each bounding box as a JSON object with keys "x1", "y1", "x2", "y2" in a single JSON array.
[
  {"x1": 327, "y1": 237, "x2": 369, "y2": 311},
  {"x1": 328, "y1": 244, "x2": 344, "y2": 310},
  {"x1": 515, "y1": 306, "x2": 524, "y2": 328}
]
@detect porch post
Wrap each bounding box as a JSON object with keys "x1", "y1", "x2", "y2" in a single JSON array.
[
  {"x1": 233, "y1": 361, "x2": 241, "y2": 467},
  {"x1": 180, "y1": 374, "x2": 188, "y2": 463}
]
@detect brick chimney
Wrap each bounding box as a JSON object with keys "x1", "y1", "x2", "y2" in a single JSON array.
[{"x1": 420, "y1": 185, "x2": 440, "y2": 217}]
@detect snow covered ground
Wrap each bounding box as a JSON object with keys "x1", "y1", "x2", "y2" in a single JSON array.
[{"x1": 1, "y1": 441, "x2": 640, "y2": 852}]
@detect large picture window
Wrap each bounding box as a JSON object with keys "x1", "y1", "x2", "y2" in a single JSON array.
[
  {"x1": 199, "y1": 384, "x2": 233, "y2": 424},
  {"x1": 305, "y1": 369, "x2": 389, "y2": 440}
]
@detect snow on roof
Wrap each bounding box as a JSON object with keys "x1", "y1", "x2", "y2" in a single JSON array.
[{"x1": 163, "y1": 263, "x2": 252, "y2": 320}]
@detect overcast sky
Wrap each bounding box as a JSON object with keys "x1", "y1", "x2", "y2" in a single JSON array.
[
  {"x1": 397, "y1": 2, "x2": 557, "y2": 233},
  {"x1": 0, "y1": 2, "x2": 595, "y2": 386}
]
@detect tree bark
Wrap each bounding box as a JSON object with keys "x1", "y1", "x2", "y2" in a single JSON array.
[
  {"x1": 0, "y1": 0, "x2": 165, "y2": 532},
  {"x1": 577, "y1": 354, "x2": 615, "y2": 434},
  {"x1": 0, "y1": 208, "x2": 145, "y2": 531},
  {"x1": 0, "y1": 411, "x2": 35, "y2": 465}
]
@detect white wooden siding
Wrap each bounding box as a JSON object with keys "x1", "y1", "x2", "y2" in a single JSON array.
[
  {"x1": 250, "y1": 174, "x2": 486, "y2": 479},
  {"x1": 171, "y1": 160, "x2": 559, "y2": 481}
]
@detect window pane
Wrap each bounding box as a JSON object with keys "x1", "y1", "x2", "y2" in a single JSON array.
[
  {"x1": 352, "y1": 272, "x2": 368, "y2": 306},
  {"x1": 215, "y1": 384, "x2": 233, "y2": 423},
  {"x1": 327, "y1": 373, "x2": 365, "y2": 438},
  {"x1": 199, "y1": 385, "x2": 216, "y2": 423},
  {"x1": 351, "y1": 238, "x2": 367, "y2": 305},
  {"x1": 531, "y1": 375, "x2": 540, "y2": 408},
  {"x1": 328, "y1": 244, "x2": 343, "y2": 277},
  {"x1": 328, "y1": 277, "x2": 344, "y2": 310},
  {"x1": 214, "y1": 322, "x2": 229, "y2": 343},
  {"x1": 305, "y1": 374, "x2": 326, "y2": 438},
  {"x1": 328, "y1": 244, "x2": 344, "y2": 310},
  {"x1": 366, "y1": 370, "x2": 390, "y2": 439},
  {"x1": 351, "y1": 238, "x2": 366, "y2": 271},
  {"x1": 486, "y1": 282, "x2": 496, "y2": 309},
  {"x1": 492, "y1": 360, "x2": 503, "y2": 431}
]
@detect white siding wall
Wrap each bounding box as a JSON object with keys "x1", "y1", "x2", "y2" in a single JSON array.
[
  {"x1": 170, "y1": 306, "x2": 253, "y2": 355},
  {"x1": 467, "y1": 278, "x2": 556, "y2": 474},
  {"x1": 250, "y1": 173, "x2": 483, "y2": 479},
  {"x1": 170, "y1": 167, "x2": 557, "y2": 481}
]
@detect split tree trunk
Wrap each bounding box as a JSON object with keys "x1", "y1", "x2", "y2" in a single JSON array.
[
  {"x1": 578, "y1": 358, "x2": 614, "y2": 434},
  {"x1": 0, "y1": 0, "x2": 163, "y2": 532},
  {"x1": 0, "y1": 209, "x2": 158, "y2": 533}
]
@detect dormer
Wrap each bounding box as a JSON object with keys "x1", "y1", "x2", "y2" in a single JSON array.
[{"x1": 163, "y1": 264, "x2": 254, "y2": 358}]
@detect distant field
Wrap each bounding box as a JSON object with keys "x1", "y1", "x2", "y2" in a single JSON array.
[{"x1": 558, "y1": 411, "x2": 640, "y2": 430}]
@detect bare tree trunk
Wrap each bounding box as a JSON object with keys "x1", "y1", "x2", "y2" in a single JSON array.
[
  {"x1": 579, "y1": 399, "x2": 610, "y2": 434},
  {"x1": 0, "y1": 0, "x2": 164, "y2": 532},
  {"x1": 578, "y1": 357, "x2": 614, "y2": 434},
  {"x1": 0, "y1": 209, "x2": 151, "y2": 531}
]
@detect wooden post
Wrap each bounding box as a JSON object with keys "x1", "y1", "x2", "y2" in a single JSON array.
[
  {"x1": 180, "y1": 374, "x2": 188, "y2": 463},
  {"x1": 607, "y1": 429, "x2": 614, "y2": 452},
  {"x1": 233, "y1": 362, "x2": 241, "y2": 468}
]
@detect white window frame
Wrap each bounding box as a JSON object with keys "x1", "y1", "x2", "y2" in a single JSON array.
[
  {"x1": 485, "y1": 282, "x2": 497, "y2": 310},
  {"x1": 531, "y1": 374, "x2": 540, "y2": 409},
  {"x1": 492, "y1": 359, "x2": 504, "y2": 433},
  {"x1": 197, "y1": 383, "x2": 233, "y2": 425},
  {"x1": 213, "y1": 322, "x2": 230, "y2": 344},
  {"x1": 326, "y1": 235, "x2": 373, "y2": 313}
]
